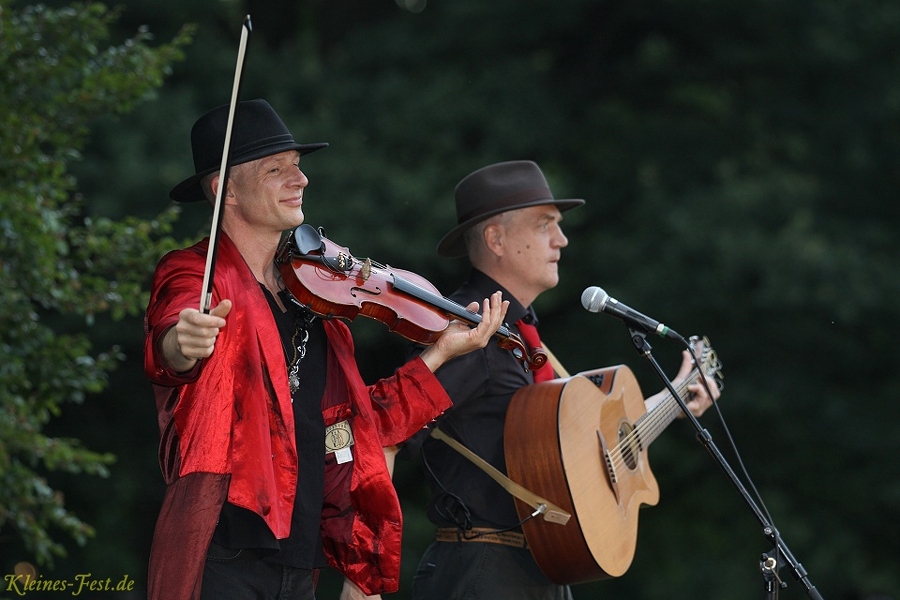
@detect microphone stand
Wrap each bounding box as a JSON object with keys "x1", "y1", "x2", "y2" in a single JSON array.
[{"x1": 625, "y1": 326, "x2": 824, "y2": 600}]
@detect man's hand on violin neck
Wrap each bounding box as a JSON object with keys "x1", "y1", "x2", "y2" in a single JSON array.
[
  {"x1": 419, "y1": 291, "x2": 509, "y2": 372},
  {"x1": 162, "y1": 299, "x2": 233, "y2": 373}
]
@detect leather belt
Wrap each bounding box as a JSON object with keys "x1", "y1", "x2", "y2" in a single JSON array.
[{"x1": 434, "y1": 527, "x2": 528, "y2": 549}]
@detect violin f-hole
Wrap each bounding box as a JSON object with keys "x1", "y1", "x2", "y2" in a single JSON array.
[{"x1": 351, "y1": 285, "x2": 383, "y2": 298}]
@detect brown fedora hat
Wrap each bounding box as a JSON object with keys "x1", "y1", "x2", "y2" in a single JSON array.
[
  {"x1": 169, "y1": 98, "x2": 328, "y2": 203},
  {"x1": 437, "y1": 160, "x2": 584, "y2": 258}
]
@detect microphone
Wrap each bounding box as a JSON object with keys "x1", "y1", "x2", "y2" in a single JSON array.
[{"x1": 581, "y1": 286, "x2": 685, "y2": 342}]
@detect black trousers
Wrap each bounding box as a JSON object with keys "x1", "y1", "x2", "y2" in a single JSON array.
[
  {"x1": 200, "y1": 540, "x2": 317, "y2": 600},
  {"x1": 412, "y1": 539, "x2": 573, "y2": 600}
]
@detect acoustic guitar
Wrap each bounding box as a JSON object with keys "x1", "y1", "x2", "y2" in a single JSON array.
[{"x1": 503, "y1": 336, "x2": 722, "y2": 584}]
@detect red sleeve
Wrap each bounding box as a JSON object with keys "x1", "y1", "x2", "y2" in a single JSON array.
[
  {"x1": 368, "y1": 355, "x2": 452, "y2": 447},
  {"x1": 323, "y1": 319, "x2": 452, "y2": 447},
  {"x1": 143, "y1": 244, "x2": 211, "y2": 386}
]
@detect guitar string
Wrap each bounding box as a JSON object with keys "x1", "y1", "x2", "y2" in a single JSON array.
[
  {"x1": 607, "y1": 350, "x2": 721, "y2": 473},
  {"x1": 607, "y1": 362, "x2": 709, "y2": 474},
  {"x1": 607, "y1": 376, "x2": 693, "y2": 472}
]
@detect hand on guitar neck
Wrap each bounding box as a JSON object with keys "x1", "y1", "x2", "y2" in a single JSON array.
[
  {"x1": 503, "y1": 335, "x2": 724, "y2": 584},
  {"x1": 644, "y1": 342, "x2": 721, "y2": 419}
]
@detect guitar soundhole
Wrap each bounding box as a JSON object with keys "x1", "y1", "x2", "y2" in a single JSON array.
[{"x1": 617, "y1": 422, "x2": 640, "y2": 470}]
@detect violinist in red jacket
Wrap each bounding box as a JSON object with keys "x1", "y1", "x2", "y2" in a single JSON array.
[{"x1": 144, "y1": 98, "x2": 508, "y2": 600}]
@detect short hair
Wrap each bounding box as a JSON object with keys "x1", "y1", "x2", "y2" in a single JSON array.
[
  {"x1": 199, "y1": 172, "x2": 217, "y2": 205},
  {"x1": 198, "y1": 162, "x2": 252, "y2": 206},
  {"x1": 464, "y1": 211, "x2": 515, "y2": 265}
]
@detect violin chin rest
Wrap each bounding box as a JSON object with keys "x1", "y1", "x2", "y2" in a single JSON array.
[{"x1": 292, "y1": 224, "x2": 325, "y2": 256}]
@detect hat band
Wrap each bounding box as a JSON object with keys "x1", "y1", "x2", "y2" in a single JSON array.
[
  {"x1": 195, "y1": 135, "x2": 298, "y2": 173},
  {"x1": 231, "y1": 133, "x2": 295, "y2": 157},
  {"x1": 457, "y1": 186, "x2": 554, "y2": 225}
]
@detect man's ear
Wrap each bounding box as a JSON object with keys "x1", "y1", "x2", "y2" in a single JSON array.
[
  {"x1": 209, "y1": 174, "x2": 237, "y2": 206},
  {"x1": 483, "y1": 223, "x2": 504, "y2": 257}
]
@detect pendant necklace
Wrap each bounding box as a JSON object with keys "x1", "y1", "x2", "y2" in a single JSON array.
[
  {"x1": 287, "y1": 321, "x2": 309, "y2": 395},
  {"x1": 283, "y1": 293, "x2": 315, "y2": 397}
]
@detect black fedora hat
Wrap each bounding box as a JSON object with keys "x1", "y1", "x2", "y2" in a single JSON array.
[
  {"x1": 169, "y1": 98, "x2": 328, "y2": 203},
  {"x1": 437, "y1": 160, "x2": 584, "y2": 258}
]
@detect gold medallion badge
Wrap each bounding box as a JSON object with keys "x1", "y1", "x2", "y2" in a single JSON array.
[{"x1": 325, "y1": 420, "x2": 354, "y2": 464}]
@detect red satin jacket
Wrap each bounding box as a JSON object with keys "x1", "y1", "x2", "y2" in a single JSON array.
[{"x1": 143, "y1": 234, "x2": 451, "y2": 599}]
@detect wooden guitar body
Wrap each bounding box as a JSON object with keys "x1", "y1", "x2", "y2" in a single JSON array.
[{"x1": 503, "y1": 365, "x2": 659, "y2": 584}]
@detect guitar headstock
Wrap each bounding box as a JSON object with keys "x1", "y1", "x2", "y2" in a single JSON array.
[{"x1": 689, "y1": 335, "x2": 724, "y2": 391}]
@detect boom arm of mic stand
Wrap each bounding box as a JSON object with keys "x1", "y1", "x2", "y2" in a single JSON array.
[{"x1": 625, "y1": 326, "x2": 824, "y2": 600}]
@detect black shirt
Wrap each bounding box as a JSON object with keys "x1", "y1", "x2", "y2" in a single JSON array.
[
  {"x1": 405, "y1": 269, "x2": 542, "y2": 530},
  {"x1": 211, "y1": 287, "x2": 328, "y2": 569}
]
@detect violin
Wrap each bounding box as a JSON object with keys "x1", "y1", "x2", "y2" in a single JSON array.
[{"x1": 274, "y1": 224, "x2": 547, "y2": 371}]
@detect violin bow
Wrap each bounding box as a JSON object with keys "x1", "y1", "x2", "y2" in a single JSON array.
[{"x1": 199, "y1": 15, "x2": 253, "y2": 313}]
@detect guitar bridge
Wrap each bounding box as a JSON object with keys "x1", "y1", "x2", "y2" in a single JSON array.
[{"x1": 597, "y1": 430, "x2": 621, "y2": 504}]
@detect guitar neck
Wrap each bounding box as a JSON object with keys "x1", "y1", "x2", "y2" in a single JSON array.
[{"x1": 634, "y1": 370, "x2": 700, "y2": 448}]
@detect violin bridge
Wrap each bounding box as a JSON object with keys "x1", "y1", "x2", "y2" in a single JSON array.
[{"x1": 360, "y1": 257, "x2": 372, "y2": 281}]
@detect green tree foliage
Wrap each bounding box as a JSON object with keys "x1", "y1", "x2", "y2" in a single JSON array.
[{"x1": 0, "y1": 1, "x2": 190, "y2": 566}]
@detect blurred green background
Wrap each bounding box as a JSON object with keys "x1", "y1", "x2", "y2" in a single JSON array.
[{"x1": 1, "y1": 0, "x2": 898, "y2": 598}]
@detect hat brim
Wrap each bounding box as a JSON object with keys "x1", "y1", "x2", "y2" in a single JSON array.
[
  {"x1": 169, "y1": 141, "x2": 328, "y2": 203},
  {"x1": 436, "y1": 197, "x2": 584, "y2": 258}
]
